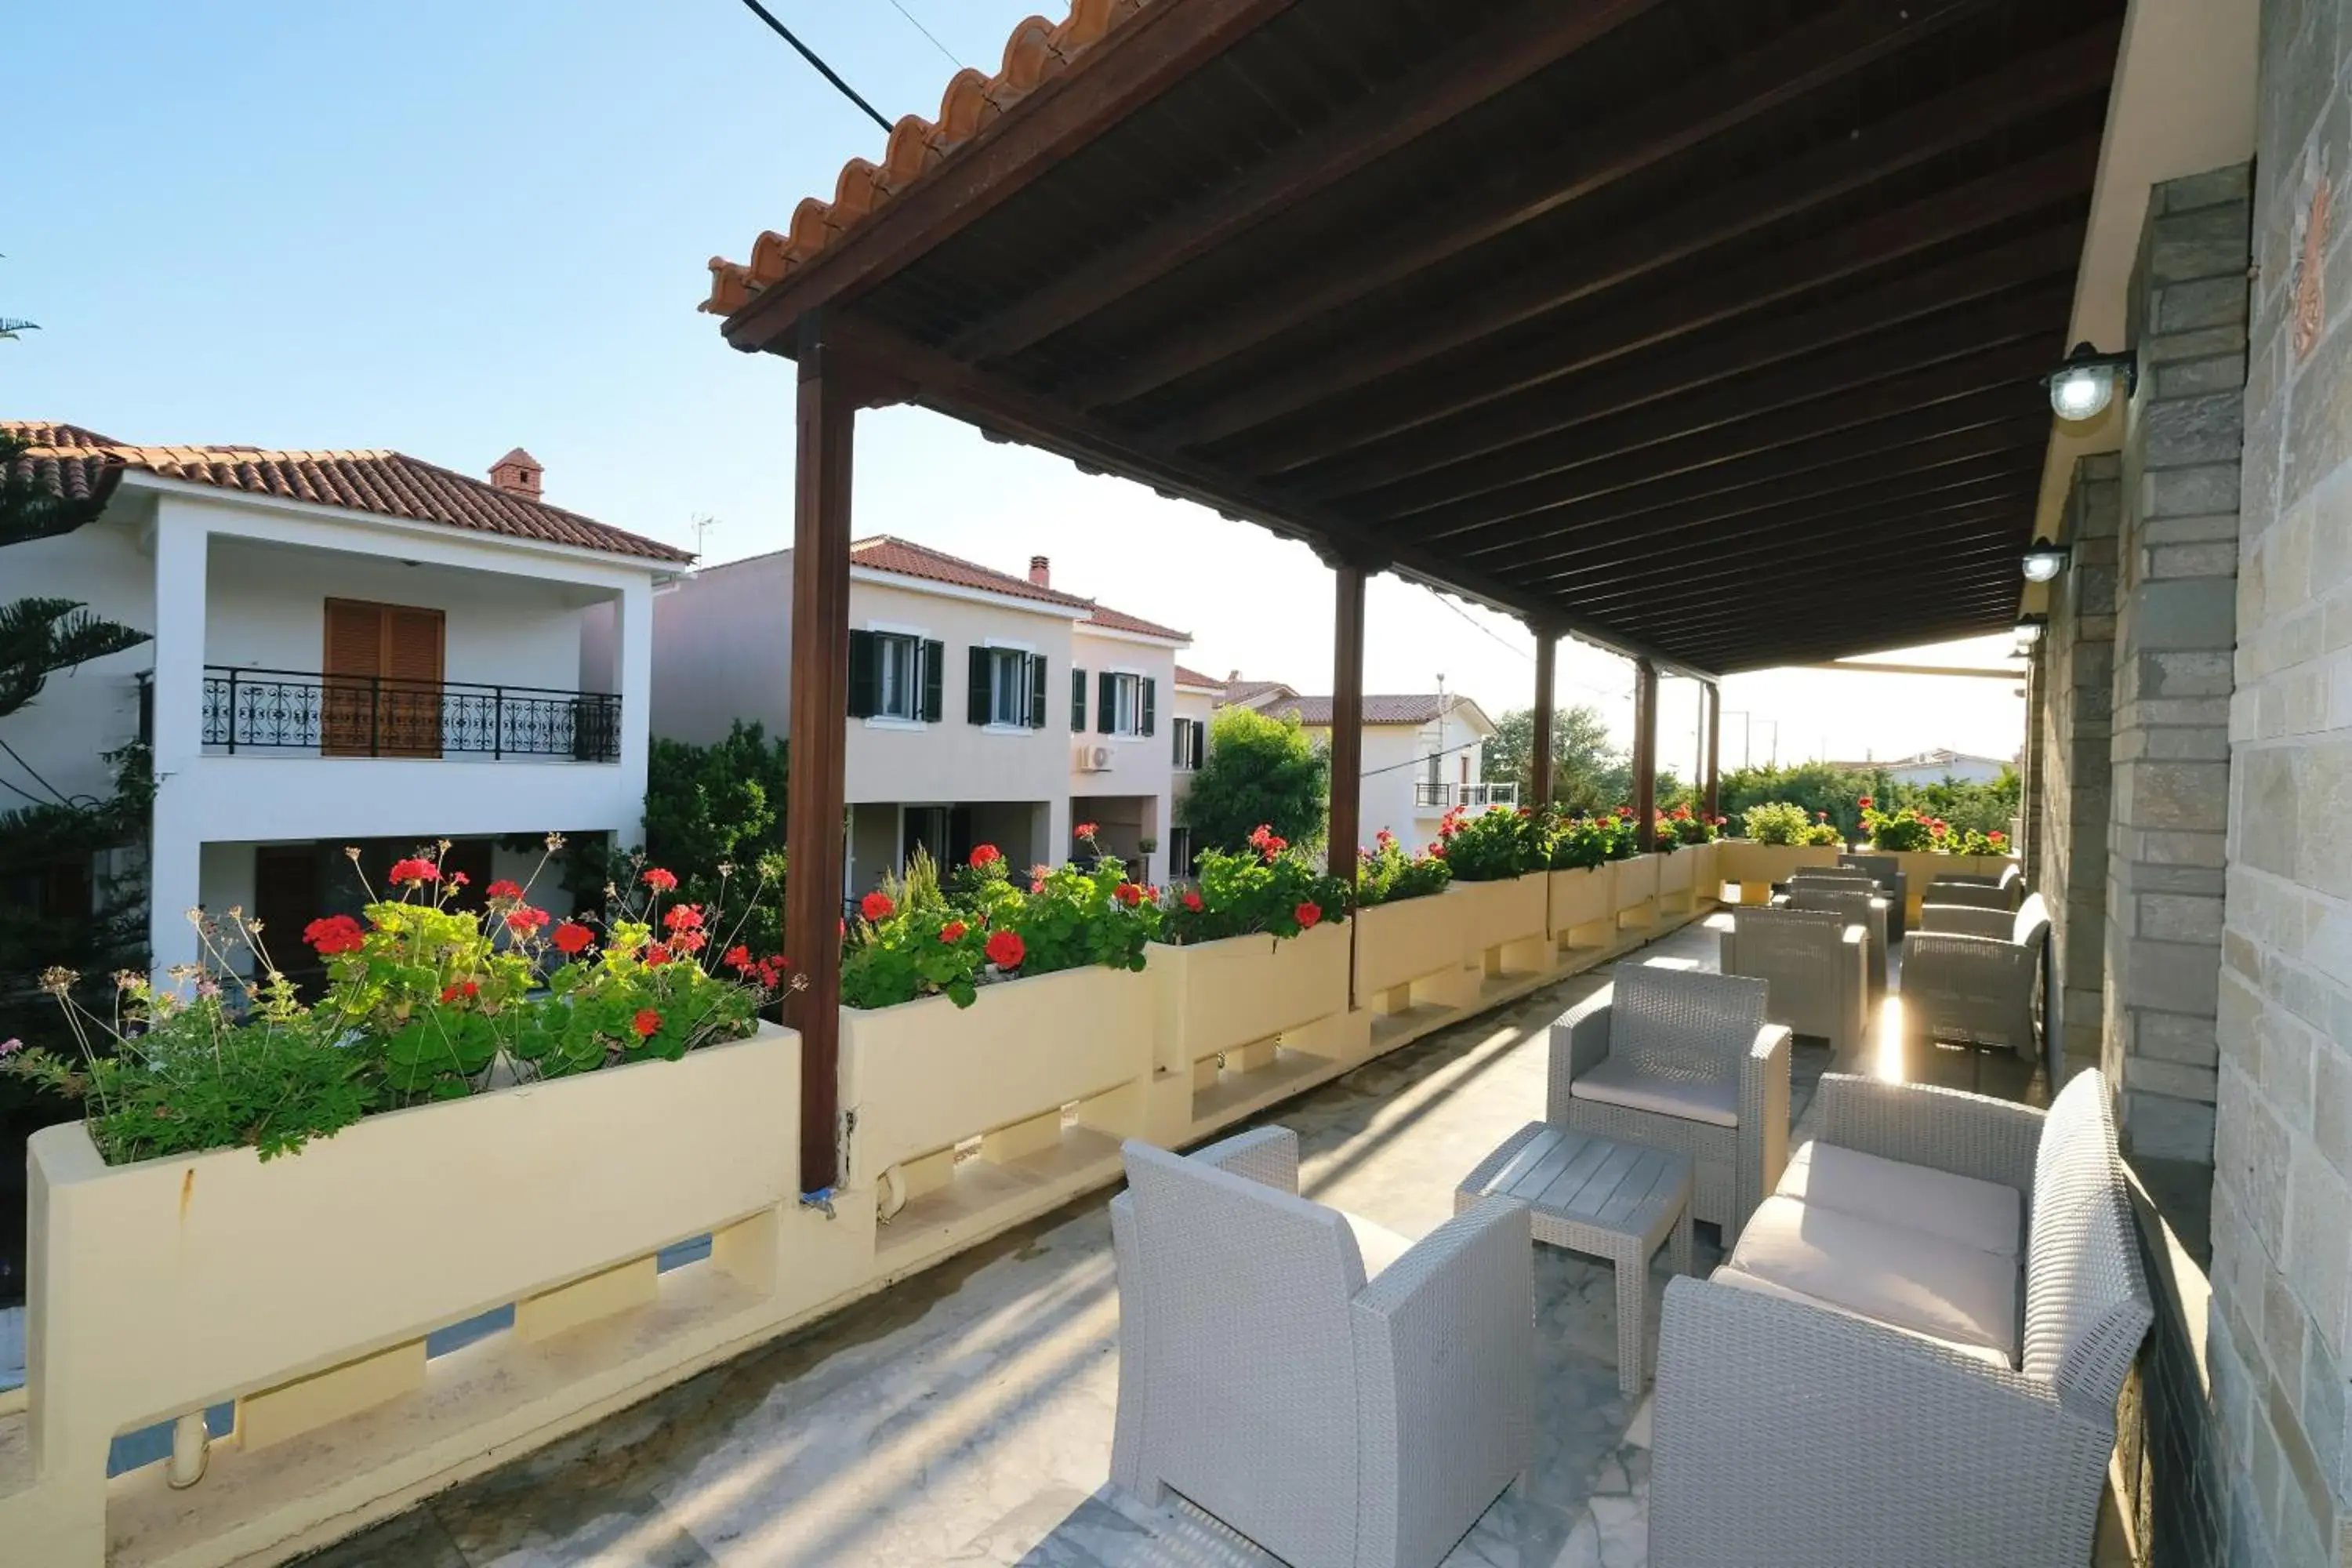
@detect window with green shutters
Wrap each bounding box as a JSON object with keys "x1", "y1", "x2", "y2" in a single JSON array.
[
  {"x1": 1071, "y1": 667, "x2": 1087, "y2": 731},
  {"x1": 848, "y1": 630, "x2": 941, "y2": 720},
  {"x1": 970, "y1": 646, "x2": 1047, "y2": 727},
  {"x1": 1097, "y1": 673, "x2": 1157, "y2": 736}
]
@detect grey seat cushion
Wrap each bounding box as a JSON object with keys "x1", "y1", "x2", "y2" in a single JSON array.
[
  {"x1": 1340, "y1": 1209, "x2": 1416, "y2": 1281},
  {"x1": 1777, "y1": 1142, "x2": 2023, "y2": 1259},
  {"x1": 1570, "y1": 1054, "x2": 1739, "y2": 1127},
  {"x1": 1718, "y1": 1195, "x2": 2021, "y2": 1362}
]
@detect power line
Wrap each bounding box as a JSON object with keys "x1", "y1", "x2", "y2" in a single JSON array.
[
  {"x1": 884, "y1": 0, "x2": 965, "y2": 68},
  {"x1": 1420, "y1": 586, "x2": 1632, "y2": 705},
  {"x1": 735, "y1": 0, "x2": 894, "y2": 132}
]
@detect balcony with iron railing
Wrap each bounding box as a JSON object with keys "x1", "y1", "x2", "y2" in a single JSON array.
[
  {"x1": 1414, "y1": 780, "x2": 1520, "y2": 811},
  {"x1": 194, "y1": 666, "x2": 622, "y2": 763}
]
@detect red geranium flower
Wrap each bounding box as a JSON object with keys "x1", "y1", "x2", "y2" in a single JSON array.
[
  {"x1": 724, "y1": 944, "x2": 753, "y2": 971},
  {"x1": 1988, "y1": 829, "x2": 2007, "y2": 844},
  {"x1": 1181, "y1": 890, "x2": 1203, "y2": 912},
  {"x1": 485, "y1": 879, "x2": 524, "y2": 902},
  {"x1": 645, "y1": 942, "x2": 672, "y2": 967},
  {"x1": 552, "y1": 921, "x2": 593, "y2": 955},
  {"x1": 506, "y1": 905, "x2": 550, "y2": 936},
  {"x1": 1857, "y1": 796, "x2": 1874, "y2": 809},
  {"x1": 662, "y1": 904, "x2": 703, "y2": 933},
  {"x1": 1614, "y1": 805, "x2": 1632, "y2": 818},
  {"x1": 940, "y1": 920, "x2": 969, "y2": 943},
  {"x1": 388, "y1": 857, "x2": 439, "y2": 887},
  {"x1": 1116, "y1": 882, "x2": 1142, "y2": 906},
  {"x1": 860, "y1": 890, "x2": 894, "y2": 922},
  {"x1": 672, "y1": 930, "x2": 706, "y2": 953},
  {"x1": 1294, "y1": 901, "x2": 1323, "y2": 930},
  {"x1": 642, "y1": 867, "x2": 679, "y2": 893},
  {"x1": 1074, "y1": 822, "x2": 1099, "y2": 840},
  {"x1": 969, "y1": 844, "x2": 1001, "y2": 868},
  {"x1": 985, "y1": 928, "x2": 1025, "y2": 969},
  {"x1": 303, "y1": 914, "x2": 366, "y2": 956},
  {"x1": 631, "y1": 1007, "x2": 662, "y2": 1039},
  {"x1": 450, "y1": 871, "x2": 470, "y2": 887},
  {"x1": 439, "y1": 980, "x2": 480, "y2": 1004}
]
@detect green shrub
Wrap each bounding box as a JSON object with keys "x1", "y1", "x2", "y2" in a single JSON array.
[
  {"x1": 1159, "y1": 825, "x2": 1349, "y2": 943},
  {"x1": 1549, "y1": 812, "x2": 1630, "y2": 869},
  {"x1": 1356, "y1": 828, "x2": 1452, "y2": 906},
  {"x1": 1741, "y1": 801, "x2": 1811, "y2": 845},
  {"x1": 1439, "y1": 805, "x2": 1549, "y2": 880},
  {"x1": 1179, "y1": 708, "x2": 1329, "y2": 855}
]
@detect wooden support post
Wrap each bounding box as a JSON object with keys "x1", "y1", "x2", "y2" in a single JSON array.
[
  {"x1": 1703, "y1": 678, "x2": 1722, "y2": 824},
  {"x1": 1632, "y1": 657, "x2": 1659, "y2": 852},
  {"x1": 1530, "y1": 631, "x2": 1556, "y2": 811},
  {"x1": 786, "y1": 318, "x2": 856, "y2": 1195},
  {"x1": 1328, "y1": 558, "x2": 1367, "y2": 884}
]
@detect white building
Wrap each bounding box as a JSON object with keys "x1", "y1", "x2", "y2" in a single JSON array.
[
  {"x1": 2, "y1": 423, "x2": 688, "y2": 978},
  {"x1": 650, "y1": 540, "x2": 1193, "y2": 891},
  {"x1": 1842, "y1": 748, "x2": 2016, "y2": 786},
  {"x1": 1214, "y1": 678, "x2": 1506, "y2": 850}
]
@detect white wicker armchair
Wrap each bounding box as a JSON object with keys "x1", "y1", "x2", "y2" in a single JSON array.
[
  {"x1": 1783, "y1": 883, "x2": 1888, "y2": 996},
  {"x1": 1925, "y1": 879, "x2": 2016, "y2": 912},
  {"x1": 1902, "y1": 894, "x2": 2052, "y2": 1065},
  {"x1": 1649, "y1": 1071, "x2": 2151, "y2": 1568},
  {"x1": 1707, "y1": 905, "x2": 1869, "y2": 1058},
  {"x1": 1918, "y1": 903, "x2": 2014, "y2": 938},
  {"x1": 1552, "y1": 965, "x2": 1791, "y2": 1244},
  {"x1": 1111, "y1": 1127, "x2": 1534, "y2": 1568},
  {"x1": 1838, "y1": 852, "x2": 1908, "y2": 938}
]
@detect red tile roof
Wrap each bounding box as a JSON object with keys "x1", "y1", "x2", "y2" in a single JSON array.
[
  {"x1": 851, "y1": 535, "x2": 1093, "y2": 608},
  {"x1": 2, "y1": 421, "x2": 692, "y2": 563},
  {"x1": 704, "y1": 0, "x2": 1146, "y2": 315},
  {"x1": 1173, "y1": 663, "x2": 1224, "y2": 689},
  {"x1": 851, "y1": 535, "x2": 1188, "y2": 639},
  {"x1": 1262, "y1": 695, "x2": 1457, "y2": 727}
]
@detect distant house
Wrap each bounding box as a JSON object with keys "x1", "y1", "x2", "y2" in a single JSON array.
[
  {"x1": 1836, "y1": 748, "x2": 2015, "y2": 786},
  {"x1": 650, "y1": 540, "x2": 1192, "y2": 891},
  {"x1": 3, "y1": 422, "x2": 688, "y2": 979},
  {"x1": 1205, "y1": 676, "x2": 1507, "y2": 848}
]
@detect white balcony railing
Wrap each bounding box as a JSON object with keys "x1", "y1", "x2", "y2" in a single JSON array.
[{"x1": 1413, "y1": 781, "x2": 1519, "y2": 811}]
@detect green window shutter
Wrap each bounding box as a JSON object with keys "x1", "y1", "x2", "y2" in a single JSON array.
[
  {"x1": 967, "y1": 645, "x2": 991, "y2": 725},
  {"x1": 847, "y1": 630, "x2": 878, "y2": 718},
  {"x1": 1141, "y1": 677, "x2": 1157, "y2": 736},
  {"x1": 1070, "y1": 668, "x2": 1086, "y2": 731},
  {"x1": 920, "y1": 640, "x2": 946, "y2": 723},
  {"x1": 1027, "y1": 654, "x2": 1048, "y2": 730},
  {"x1": 1098, "y1": 670, "x2": 1114, "y2": 735}
]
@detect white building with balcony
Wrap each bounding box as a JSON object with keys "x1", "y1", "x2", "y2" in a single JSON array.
[
  {"x1": 2, "y1": 423, "x2": 688, "y2": 978},
  {"x1": 1217, "y1": 678, "x2": 1504, "y2": 849},
  {"x1": 649, "y1": 540, "x2": 1192, "y2": 893}
]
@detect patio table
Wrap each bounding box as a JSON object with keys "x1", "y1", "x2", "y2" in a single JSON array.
[{"x1": 1456, "y1": 1121, "x2": 1693, "y2": 1397}]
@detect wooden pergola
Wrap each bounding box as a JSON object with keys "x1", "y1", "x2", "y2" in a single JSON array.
[{"x1": 703, "y1": 0, "x2": 2123, "y2": 1189}]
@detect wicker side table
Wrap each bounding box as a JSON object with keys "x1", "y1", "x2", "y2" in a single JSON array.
[{"x1": 1456, "y1": 1120, "x2": 1694, "y2": 1397}]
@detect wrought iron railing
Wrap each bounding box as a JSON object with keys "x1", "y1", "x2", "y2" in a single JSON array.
[
  {"x1": 1413, "y1": 780, "x2": 1520, "y2": 810},
  {"x1": 1414, "y1": 781, "x2": 1450, "y2": 808},
  {"x1": 201, "y1": 666, "x2": 622, "y2": 761}
]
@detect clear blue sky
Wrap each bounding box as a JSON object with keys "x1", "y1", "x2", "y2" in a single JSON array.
[{"x1": 4, "y1": 0, "x2": 2024, "y2": 767}]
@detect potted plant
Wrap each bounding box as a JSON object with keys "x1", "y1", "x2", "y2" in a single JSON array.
[
  {"x1": 1352, "y1": 828, "x2": 1462, "y2": 1001},
  {"x1": 1436, "y1": 806, "x2": 1552, "y2": 970}
]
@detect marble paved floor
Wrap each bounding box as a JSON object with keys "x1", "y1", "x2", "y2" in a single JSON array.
[{"x1": 303, "y1": 922, "x2": 1900, "y2": 1568}]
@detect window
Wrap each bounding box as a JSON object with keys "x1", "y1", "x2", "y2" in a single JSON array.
[
  {"x1": 848, "y1": 630, "x2": 944, "y2": 721},
  {"x1": 1071, "y1": 668, "x2": 1087, "y2": 731},
  {"x1": 968, "y1": 646, "x2": 1047, "y2": 729},
  {"x1": 1167, "y1": 825, "x2": 1194, "y2": 878},
  {"x1": 323, "y1": 597, "x2": 445, "y2": 757},
  {"x1": 1171, "y1": 716, "x2": 1204, "y2": 770},
  {"x1": 1096, "y1": 671, "x2": 1156, "y2": 738}
]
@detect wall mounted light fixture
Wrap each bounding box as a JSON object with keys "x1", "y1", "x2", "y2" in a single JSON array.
[
  {"x1": 2045, "y1": 342, "x2": 2138, "y2": 421},
  {"x1": 2021, "y1": 541, "x2": 2071, "y2": 582}
]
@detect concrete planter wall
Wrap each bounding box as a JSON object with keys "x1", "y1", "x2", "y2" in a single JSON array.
[
  {"x1": 1443, "y1": 873, "x2": 1548, "y2": 956},
  {"x1": 9, "y1": 1023, "x2": 866, "y2": 1568},
  {"x1": 1353, "y1": 891, "x2": 1470, "y2": 1003},
  {"x1": 1715, "y1": 841, "x2": 1841, "y2": 899},
  {"x1": 1547, "y1": 862, "x2": 1617, "y2": 949},
  {"x1": 1656, "y1": 848, "x2": 1694, "y2": 901},
  {"x1": 1146, "y1": 922, "x2": 1352, "y2": 1071},
  {"x1": 839, "y1": 966, "x2": 1152, "y2": 1186}
]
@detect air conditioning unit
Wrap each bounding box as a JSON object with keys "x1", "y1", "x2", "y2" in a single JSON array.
[{"x1": 1077, "y1": 743, "x2": 1115, "y2": 772}]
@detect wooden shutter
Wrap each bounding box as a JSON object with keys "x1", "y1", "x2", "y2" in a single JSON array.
[
  {"x1": 1141, "y1": 677, "x2": 1157, "y2": 737},
  {"x1": 967, "y1": 645, "x2": 991, "y2": 724},
  {"x1": 321, "y1": 598, "x2": 380, "y2": 754},
  {"x1": 1027, "y1": 654, "x2": 1047, "y2": 729},
  {"x1": 1098, "y1": 670, "x2": 1114, "y2": 734},
  {"x1": 1070, "y1": 668, "x2": 1086, "y2": 731},
  {"x1": 846, "y1": 630, "x2": 878, "y2": 718},
  {"x1": 920, "y1": 640, "x2": 946, "y2": 722},
  {"x1": 379, "y1": 606, "x2": 445, "y2": 757}
]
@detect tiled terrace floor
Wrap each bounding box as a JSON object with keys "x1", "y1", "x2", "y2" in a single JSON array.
[{"x1": 307, "y1": 920, "x2": 2023, "y2": 1568}]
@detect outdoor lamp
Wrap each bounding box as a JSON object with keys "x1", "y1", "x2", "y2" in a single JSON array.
[
  {"x1": 2013, "y1": 614, "x2": 2047, "y2": 653},
  {"x1": 2045, "y1": 342, "x2": 2137, "y2": 421},
  {"x1": 2021, "y1": 540, "x2": 2071, "y2": 582}
]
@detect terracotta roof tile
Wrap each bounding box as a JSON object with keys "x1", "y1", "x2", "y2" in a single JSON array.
[
  {"x1": 2, "y1": 421, "x2": 692, "y2": 563},
  {"x1": 703, "y1": 0, "x2": 1147, "y2": 315},
  {"x1": 1173, "y1": 663, "x2": 1223, "y2": 689},
  {"x1": 851, "y1": 535, "x2": 1094, "y2": 609},
  {"x1": 1081, "y1": 602, "x2": 1189, "y2": 641},
  {"x1": 1262, "y1": 694, "x2": 1452, "y2": 726}
]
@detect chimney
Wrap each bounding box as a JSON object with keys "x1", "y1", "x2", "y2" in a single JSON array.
[
  {"x1": 1028, "y1": 554, "x2": 1051, "y2": 588},
  {"x1": 1228, "y1": 669, "x2": 1241, "y2": 682},
  {"x1": 490, "y1": 447, "x2": 543, "y2": 501}
]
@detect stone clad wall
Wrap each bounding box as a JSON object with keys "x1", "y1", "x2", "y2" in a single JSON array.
[
  {"x1": 2103, "y1": 167, "x2": 2251, "y2": 1163},
  {"x1": 2205, "y1": 9, "x2": 2352, "y2": 1553},
  {"x1": 2037, "y1": 455, "x2": 2122, "y2": 1082}
]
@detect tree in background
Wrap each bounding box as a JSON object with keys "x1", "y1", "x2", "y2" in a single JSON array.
[
  {"x1": 1690, "y1": 760, "x2": 2020, "y2": 842},
  {"x1": 1181, "y1": 706, "x2": 1329, "y2": 856},
  {"x1": 1483, "y1": 703, "x2": 1628, "y2": 810}
]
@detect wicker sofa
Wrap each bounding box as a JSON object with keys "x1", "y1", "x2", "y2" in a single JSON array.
[
  {"x1": 1650, "y1": 1070, "x2": 2151, "y2": 1567},
  {"x1": 1552, "y1": 965, "x2": 1791, "y2": 1245},
  {"x1": 1110, "y1": 1127, "x2": 1533, "y2": 1568}
]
